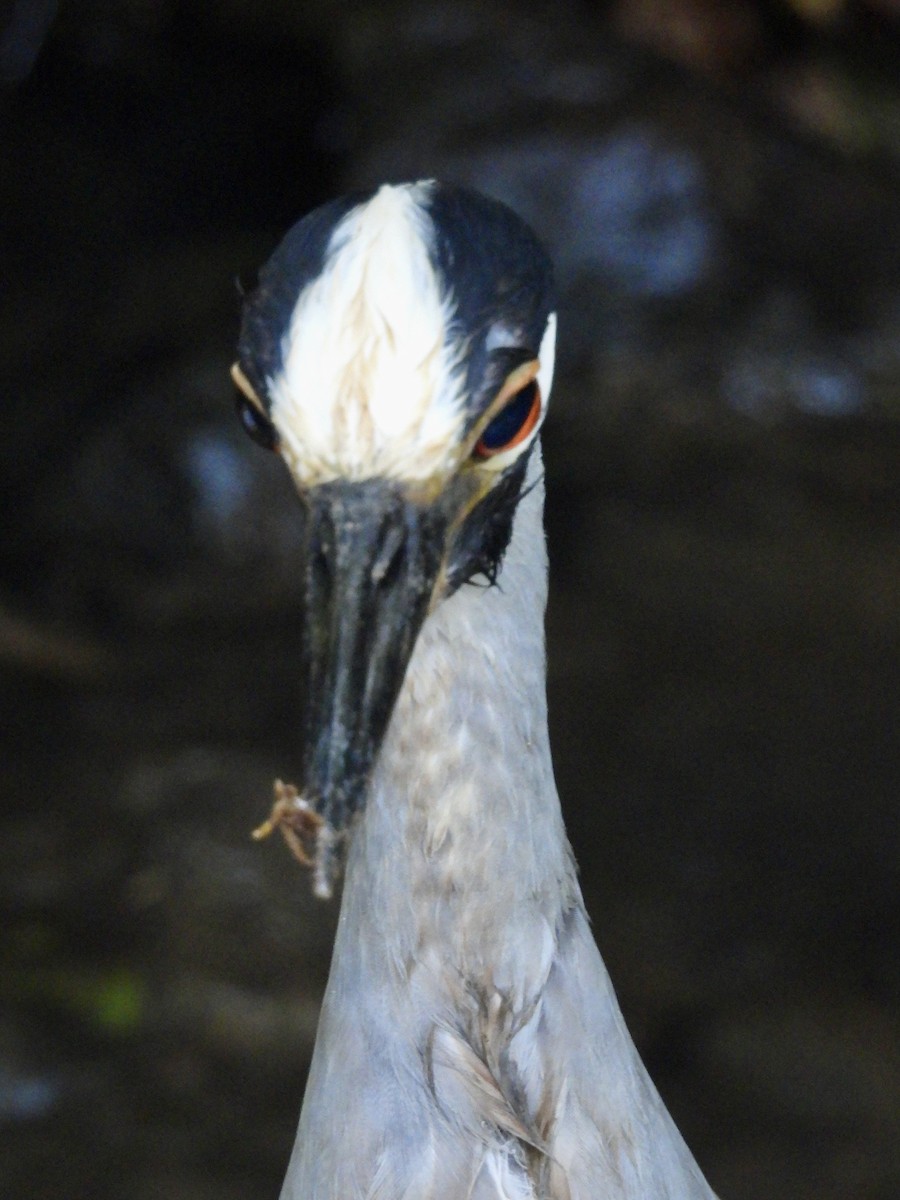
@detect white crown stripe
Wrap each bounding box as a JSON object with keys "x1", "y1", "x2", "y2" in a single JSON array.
[{"x1": 267, "y1": 183, "x2": 469, "y2": 486}]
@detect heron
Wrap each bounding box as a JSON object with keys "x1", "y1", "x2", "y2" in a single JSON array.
[{"x1": 232, "y1": 181, "x2": 718, "y2": 1200}]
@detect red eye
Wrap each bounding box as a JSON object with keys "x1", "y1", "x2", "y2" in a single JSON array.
[{"x1": 473, "y1": 381, "x2": 542, "y2": 461}]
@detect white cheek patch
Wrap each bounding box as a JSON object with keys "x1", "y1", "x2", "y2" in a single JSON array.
[
  {"x1": 536, "y1": 312, "x2": 557, "y2": 406},
  {"x1": 267, "y1": 182, "x2": 468, "y2": 487}
]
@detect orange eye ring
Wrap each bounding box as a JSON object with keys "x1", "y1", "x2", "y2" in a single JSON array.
[{"x1": 473, "y1": 381, "x2": 542, "y2": 461}]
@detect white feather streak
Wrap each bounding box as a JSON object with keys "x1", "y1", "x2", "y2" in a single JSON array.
[{"x1": 268, "y1": 182, "x2": 467, "y2": 486}]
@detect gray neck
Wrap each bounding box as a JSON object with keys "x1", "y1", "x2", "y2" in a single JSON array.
[
  {"x1": 345, "y1": 456, "x2": 578, "y2": 991},
  {"x1": 281, "y1": 448, "x2": 716, "y2": 1200}
]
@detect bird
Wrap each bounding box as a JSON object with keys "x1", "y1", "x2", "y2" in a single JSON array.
[{"x1": 232, "y1": 180, "x2": 718, "y2": 1200}]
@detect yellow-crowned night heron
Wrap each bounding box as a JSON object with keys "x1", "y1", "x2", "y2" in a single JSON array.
[{"x1": 233, "y1": 182, "x2": 717, "y2": 1200}]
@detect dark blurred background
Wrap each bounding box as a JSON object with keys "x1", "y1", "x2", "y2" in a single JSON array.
[{"x1": 1, "y1": 2, "x2": 899, "y2": 1197}]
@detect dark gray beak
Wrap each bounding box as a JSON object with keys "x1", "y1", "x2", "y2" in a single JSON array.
[{"x1": 298, "y1": 478, "x2": 447, "y2": 878}]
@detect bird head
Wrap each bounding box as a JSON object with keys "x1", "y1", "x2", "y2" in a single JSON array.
[{"x1": 233, "y1": 181, "x2": 555, "y2": 891}]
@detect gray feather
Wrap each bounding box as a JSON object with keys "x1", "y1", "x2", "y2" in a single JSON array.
[{"x1": 280, "y1": 456, "x2": 718, "y2": 1200}]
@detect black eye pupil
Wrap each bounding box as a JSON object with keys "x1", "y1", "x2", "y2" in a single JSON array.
[
  {"x1": 479, "y1": 382, "x2": 537, "y2": 452},
  {"x1": 236, "y1": 394, "x2": 278, "y2": 451}
]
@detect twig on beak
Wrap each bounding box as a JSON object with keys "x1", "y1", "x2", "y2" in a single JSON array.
[{"x1": 252, "y1": 779, "x2": 324, "y2": 864}]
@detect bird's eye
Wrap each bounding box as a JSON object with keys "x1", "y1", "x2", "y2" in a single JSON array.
[
  {"x1": 473, "y1": 381, "x2": 541, "y2": 461},
  {"x1": 236, "y1": 393, "x2": 279, "y2": 451}
]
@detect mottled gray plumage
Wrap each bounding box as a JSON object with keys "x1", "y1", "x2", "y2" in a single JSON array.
[
  {"x1": 280, "y1": 461, "x2": 716, "y2": 1200},
  {"x1": 235, "y1": 182, "x2": 718, "y2": 1199}
]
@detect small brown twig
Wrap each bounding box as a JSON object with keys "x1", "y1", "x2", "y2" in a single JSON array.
[{"x1": 252, "y1": 779, "x2": 325, "y2": 867}]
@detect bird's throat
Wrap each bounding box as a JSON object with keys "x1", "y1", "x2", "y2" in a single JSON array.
[{"x1": 344, "y1": 462, "x2": 577, "y2": 985}]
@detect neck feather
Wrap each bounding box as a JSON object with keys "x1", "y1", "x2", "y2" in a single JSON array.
[
  {"x1": 347, "y1": 459, "x2": 578, "y2": 979},
  {"x1": 282, "y1": 449, "x2": 717, "y2": 1200}
]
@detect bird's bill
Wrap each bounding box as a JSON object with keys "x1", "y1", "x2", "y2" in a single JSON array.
[{"x1": 298, "y1": 478, "x2": 447, "y2": 869}]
